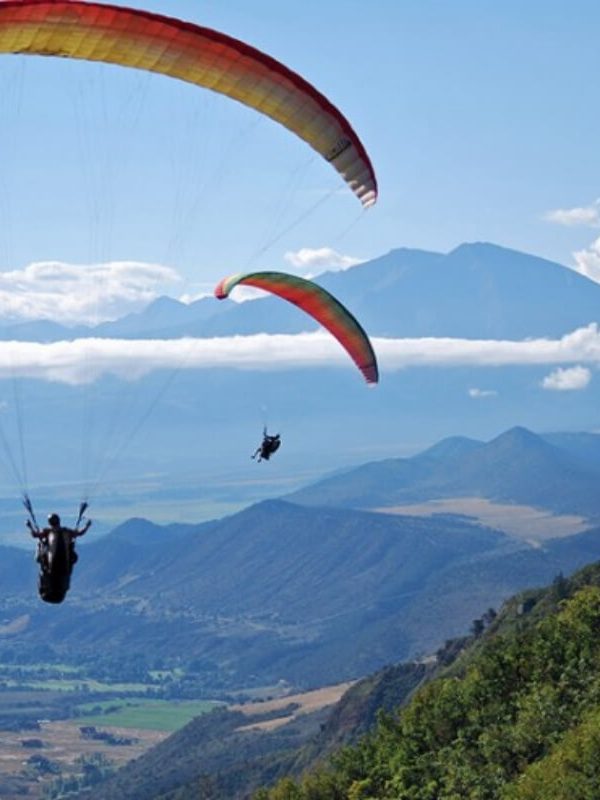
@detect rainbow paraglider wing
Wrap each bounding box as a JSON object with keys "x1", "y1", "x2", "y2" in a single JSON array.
[
  {"x1": 214, "y1": 271, "x2": 379, "y2": 384},
  {"x1": 0, "y1": 1, "x2": 377, "y2": 207}
]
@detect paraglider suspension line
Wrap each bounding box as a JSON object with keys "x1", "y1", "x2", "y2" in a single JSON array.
[
  {"x1": 75, "y1": 500, "x2": 89, "y2": 529},
  {"x1": 22, "y1": 493, "x2": 39, "y2": 532}
]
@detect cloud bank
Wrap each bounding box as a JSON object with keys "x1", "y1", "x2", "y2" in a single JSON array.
[
  {"x1": 0, "y1": 260, "x2": 180, "y2": 325},
  {"x1": 374, "y1": 324, "x2": 600, "y2": 370},
  {"x1": 0, "y1": 325, "x2": 599, "y2": 385}
]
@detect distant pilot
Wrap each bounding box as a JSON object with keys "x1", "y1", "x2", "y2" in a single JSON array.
[{"x1": 252, "y1": 429, "x2": 281, "y2": 462}]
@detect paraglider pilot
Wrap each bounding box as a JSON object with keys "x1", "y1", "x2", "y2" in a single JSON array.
[
  {"x1": 252, "y1": 429, "x2": 281, "y2": 462},
  {"x1": 28, "y1": 513, "x2": 91, "y2": 570},
  {"x1": 26, "y1": 511, "x2": 91, "y2": 603}
]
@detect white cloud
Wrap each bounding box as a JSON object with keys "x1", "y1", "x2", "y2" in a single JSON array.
[
  {"x1": 1, "y1": 324, "x2": 600, "y2": 385},
  {"x1": 572, "y1": 237, "x2": 600, "y2": 283},
  {"x1": 468, "y1": 388, "x2": 498, "y2": 398},
  {"x1": 284, "y1": 247, "x2": 361, "y2": 274},
  {"x1": 544, "y1": 201, "x2": 600, "y2": 227},
  {"x1": 0, "y1": 260, "x2": 181, "y2": 325},
  {"x1": 0, "y1": 334, "x2": 346, "y2": 385},
  {"x1": 541, "y1": 365, "x2": 591, "y2": 391},
  {"x1": 543, "y1": 202, "x2": 600, "y2": 284},
  {"x1": 375, "y1": 324, "x2": 600, "y2": 368}
]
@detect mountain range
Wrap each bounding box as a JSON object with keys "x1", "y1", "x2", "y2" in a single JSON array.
[
  {"x1": 2, "y1": 242, "x2": 599, "y2": 342},
  {"x1": 288, "y1": 425, "x2": 600, "y2": 519},
  {"x1": 2, "y1": 425, "x2": 600, "y2": 690}
]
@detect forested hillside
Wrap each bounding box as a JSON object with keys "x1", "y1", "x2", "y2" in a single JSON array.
[{"x1": 255, "y1": 561, "x2": 600, "y2": 799}]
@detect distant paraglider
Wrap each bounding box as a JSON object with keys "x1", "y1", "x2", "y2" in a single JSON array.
[
  {"x1": 214, "y1": 271, "x2": 379, "y2": 384},
  {"x1": 252, "y1": 428, "x2": 282, "y2": 463}
]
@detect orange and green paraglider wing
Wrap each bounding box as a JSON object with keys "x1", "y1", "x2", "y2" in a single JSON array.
[
  {"x1": 214, "y1": 271, "x2": 379, "y2": 384},
  {"x1": 0, "y1": 1, "x2": 377, "y2": 208}
]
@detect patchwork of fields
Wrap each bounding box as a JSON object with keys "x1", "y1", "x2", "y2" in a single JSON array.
[
  {"x1": 0, "y1": 665, "x2": 223, "y2": 799},
  {"x1": 0, "y1": 662, "x2": 342, "y2": 799}
]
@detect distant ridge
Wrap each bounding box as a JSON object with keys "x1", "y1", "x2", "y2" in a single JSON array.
[
  {"x1": 0, "y1": 242, "x2": 599, "y2": 341},
  {"x1": 3, "y1": 425, "x2": 600, "y2": 697},
  {"x1": 287, "y1": 426, "x2": 600, "y2": 519}
]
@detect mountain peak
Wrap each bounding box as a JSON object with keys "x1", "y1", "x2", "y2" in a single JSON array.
[
  {"x1": 144, "y1": 295, "x2": 185, "y2": 314},
  {"x1": 496, "y1": 425, "x2": 538, "y2": 440},
  {"x1": 482, "y1": 427, "x2": 557, "y2": 461},
  {"x1": 448, "y1": 241, "x2": 519, "y2": 256},
  {"x1": 448, "y1": 241, "x2": 500, "y2": 256},
  {"x1": 105, "y1": 517, "x2": 166, "y2": 545}
]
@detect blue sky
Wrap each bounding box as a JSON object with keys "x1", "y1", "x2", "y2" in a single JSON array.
[{"x1": 0, "y1": 0, "x2": 599, "y2": 320}]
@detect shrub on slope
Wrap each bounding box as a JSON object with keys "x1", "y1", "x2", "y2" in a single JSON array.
[{"x1": 255, "y1": 573, "x2": 600, "y2": 799}]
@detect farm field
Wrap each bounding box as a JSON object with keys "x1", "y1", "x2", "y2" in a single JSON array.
[
  {"x1": 375, "y1": 497, "x2": 589, "y2": 543},
  {"x1": 76, "y1": 698, "x2": 221, "y2": 731},
  {"x1": 0, "y1": 719, "x2": 168, "y2": 799},
  {"x1": 231, "y1": 682, "x2": 355, "y2": 732}
]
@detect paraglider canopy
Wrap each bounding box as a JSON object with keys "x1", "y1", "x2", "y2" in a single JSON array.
[
  {"x1": 215, "y1": 271, "x2": 379, "y2": 384},
  {"x1": 0, "y1": 0, "x2": 377, "y2": 207}
]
